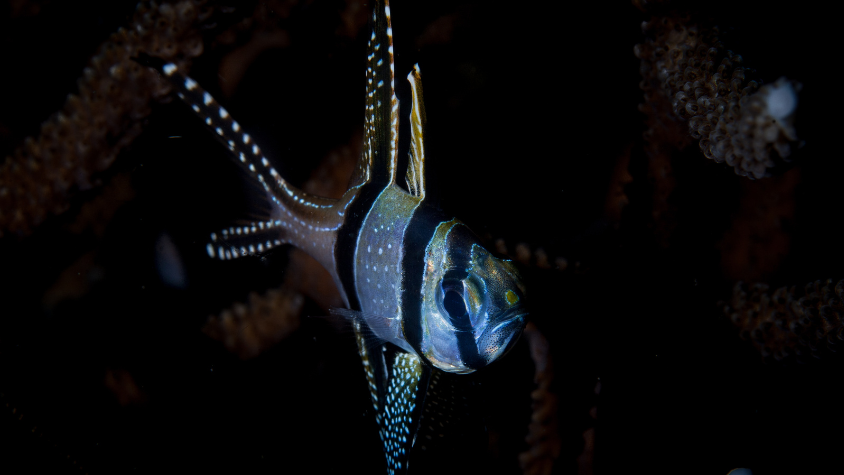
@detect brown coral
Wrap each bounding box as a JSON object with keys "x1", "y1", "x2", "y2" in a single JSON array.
[
  {"x1": 723, "y1": 279, "x2": 844, "y2": 363},
  {"x1": 492, "y1": 238, "x2": 570, "y2": 272},
  {"x1": 519, "y1": 322, "x2": 561, "y2": 475},
  {"x1": 635, "y1": 15, "x2": 800, "y2": 178},
  {"x1": 203, "y1": 287, "x2": 304, "y2": 360},
  {"x1": 0, "y1": 0, "x2": 212, "y2": 237}
]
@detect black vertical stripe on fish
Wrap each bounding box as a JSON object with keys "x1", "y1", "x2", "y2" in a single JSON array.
[
  {"x1": 440, "y1": 248, "x2": 486, "y2": 371},
  {"x1": 335, "y1": 182, "x2": 388, "y2": 311},
  {"x1": 400, "y1": 204, "x2": 450, "y2": 362}
]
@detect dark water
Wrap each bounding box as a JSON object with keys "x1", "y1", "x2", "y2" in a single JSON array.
[{"x1": 0, "y1": 1, "x2": 837, "y2": 474}]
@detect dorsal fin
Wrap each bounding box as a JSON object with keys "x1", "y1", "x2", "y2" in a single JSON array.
[
  {"x1": 348, "y1": 0, "x2": 399, "y2": 189},
  {"x1": 405, "y1": 64, "x2": 427, "y2": 199}
]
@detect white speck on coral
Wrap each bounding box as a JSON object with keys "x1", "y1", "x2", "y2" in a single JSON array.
[{"x1": 764, "y1": 79, "x2": 797, "y2": 120}]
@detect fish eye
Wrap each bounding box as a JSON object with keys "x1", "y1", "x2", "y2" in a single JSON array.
[
  {"x1": 443, "y1": 288, "x2": 466, "y2": 319},
  {"x1": 440, "y1": 278, "x2": 467, "y2": 322}
]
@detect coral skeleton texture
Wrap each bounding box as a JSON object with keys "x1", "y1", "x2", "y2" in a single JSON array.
[
  {"x1": 203, "y1": 287, "x2": 303, "y2": 360},
  {"x1": 724, "y1": 279, "x2": 844, "y2": 363},
  {"x1": 0, "y1": 1, "x2": 835, "y2": 474},
  {"x1": 0, "y1": 0, "x2": 211, "y2": 237},
  {"x1": 636, "y1": 15, "x2": 800, "y2": 178},
  {"x1": 519, "y1": 322, "x2": 562, "y2": 475}
]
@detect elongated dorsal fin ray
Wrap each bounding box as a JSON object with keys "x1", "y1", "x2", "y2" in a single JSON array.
[
  {"x1": 349, "y1": 0, "x2": 399, "y2": 190},
  {"x1": 406, "y1": 64, "x2": 427, "y2": 199}
]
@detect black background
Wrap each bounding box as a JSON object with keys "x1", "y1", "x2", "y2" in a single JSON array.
[{"x1": 0, "y1": 0, "x2": 838, "y2": 474}]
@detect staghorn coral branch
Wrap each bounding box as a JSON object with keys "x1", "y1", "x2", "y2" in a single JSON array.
[
  {"x1": 723, "y1": 279, "x2": 844, "y2": 363},
  {"x1": 0, "y1": 0, "x2": 215, "y2": 238},
  {"x1": 635, "y1": 15, "x2": 801, "y2": 179},
  {"x1": 492, "y1": 238, "x2": 572, "y2": 272},
  {"x1": 203, "y1": 287, "x2": 304, "y2": 360},
  {"x1": 519, "y1": 322, "x2": 562, "y2": 475}
]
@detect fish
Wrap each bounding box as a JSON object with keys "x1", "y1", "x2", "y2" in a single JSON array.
[{"x1": 141, "y1": 0, "x2": 527, "y2": 471}]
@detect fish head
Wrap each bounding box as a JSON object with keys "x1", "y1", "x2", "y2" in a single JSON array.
[{"x1": 417, "y1": 220, "x2": 527, "y2": 373}]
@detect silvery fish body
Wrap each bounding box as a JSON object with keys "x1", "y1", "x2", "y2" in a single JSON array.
[{"x1": 147, "y1": 0, "x2": 526, "y2": 471}]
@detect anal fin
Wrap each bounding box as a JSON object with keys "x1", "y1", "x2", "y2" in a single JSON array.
[{"x1": 354, "y1": 320, "x2": 431, "y2": 474}]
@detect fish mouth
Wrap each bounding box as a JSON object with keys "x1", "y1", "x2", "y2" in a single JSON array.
[{"x1": 477, "y1": 311, "x2": 528, "y2": 363}]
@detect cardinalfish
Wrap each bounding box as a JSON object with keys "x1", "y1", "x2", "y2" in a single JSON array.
[{"x1": 143, "y1": 0, "x2": 526, "y2": 472}]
